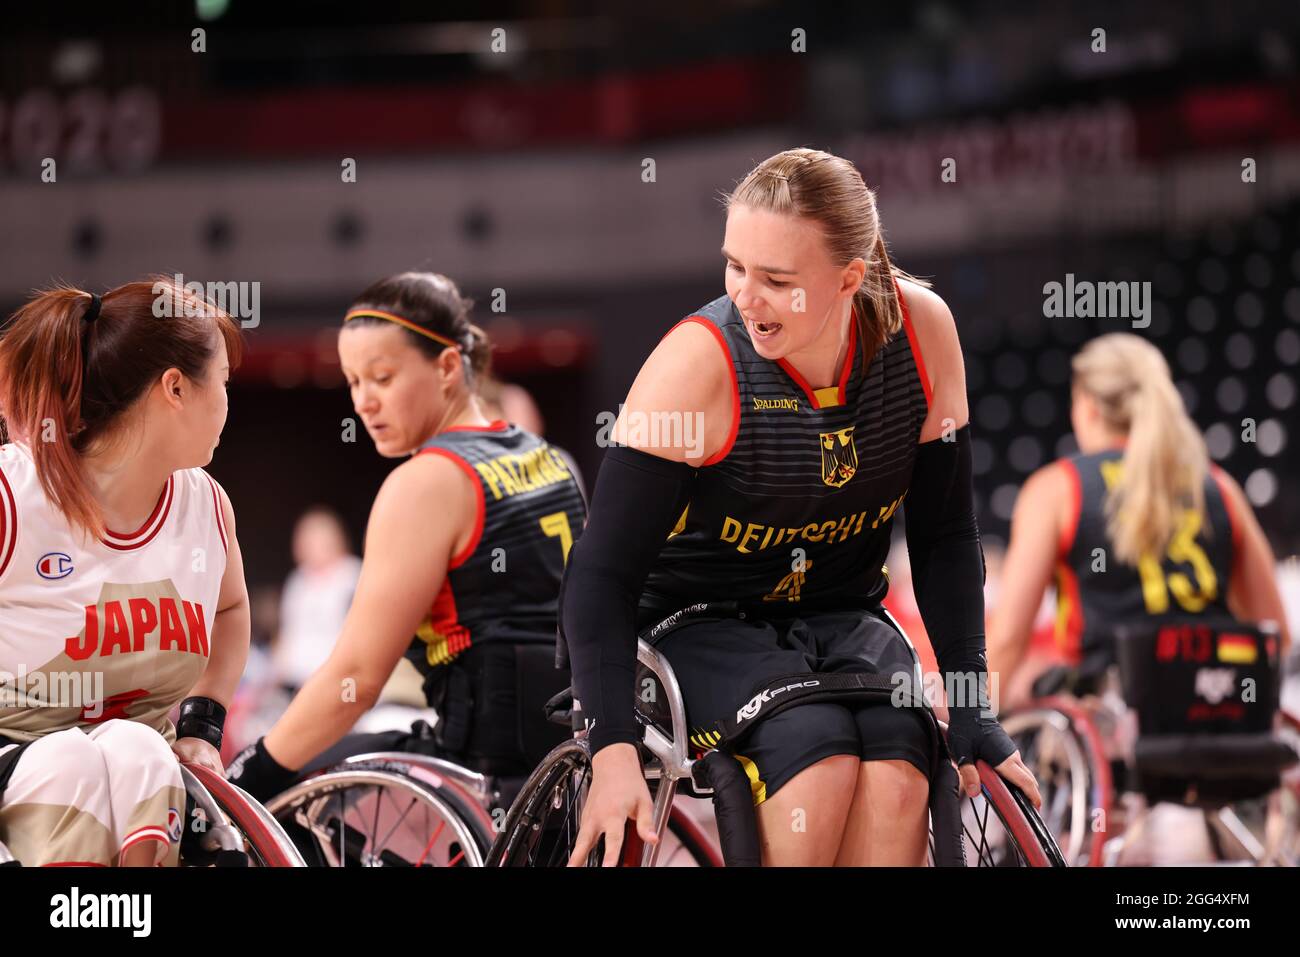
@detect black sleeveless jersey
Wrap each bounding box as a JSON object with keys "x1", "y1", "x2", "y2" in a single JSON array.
[
  {"x1": 405, "y1": 421, "x2": 587, "y2": 685},
  {"x1": 1053, "y1": 448, "x2": 1239, "y2": 673},
  {"x1": 637, "y1": 287, "x2": 931, "y2": 627}
]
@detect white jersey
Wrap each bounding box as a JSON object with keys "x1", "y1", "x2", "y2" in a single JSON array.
[{"x1": 0, "y1": 441, "x2": 228, "y2": 744}]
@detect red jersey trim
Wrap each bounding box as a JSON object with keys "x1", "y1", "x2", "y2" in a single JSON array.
[
  {"x1": 121, "y1": 826, "x2": 171, "y2": 854},
  {"x1": 442, "y1": 420, "x2": 509, "y2": 433},
  {"x1": 665, "y1": 316, "x2": 738, "y2": 466},
  {"x1": 205, "y1": 474, "x2": 229, "y2": 555},
  {"x1": 416, "y1": 447, "x2": 485, "y2": 569},
  {"x1": 423, "y1": 576, "x2": 473, "y2": 664},
  {"x1": 0, "y1": 463, "x2": 17, "y2": 580},
  {"x1": 1208, "y1": 464, "x2": 1242, "y2": 561},
  {"x1": 1054, "y1": 562, "x2": 1086, "y2": 664},
  {"x1": 101, "y1": 476, "x2": 174, "y2": 551},
  {"x1": 1058, "y1": 459, "x2": 1082, "y2": 560},
  {"x1": 775, "y1": 355, "x2": 817, "y2": 407},
  {"x1": 774, "y1": 312, "x2": 859, "y2": 411},
  {"x1": 896, "y1": 280, "x2": 934, "y2": 409},
  {"x1": 43, "y1": 862, "x2": 109, "y2": 867}
]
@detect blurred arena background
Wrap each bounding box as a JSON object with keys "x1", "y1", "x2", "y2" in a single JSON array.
[{"x1": 3, "y1": 0, "x2": 1299, "y2": 743}]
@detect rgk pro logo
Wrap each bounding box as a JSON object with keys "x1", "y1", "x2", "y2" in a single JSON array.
[{"x1": 736, "y1": 680, "x2": 820, "y2": 723}]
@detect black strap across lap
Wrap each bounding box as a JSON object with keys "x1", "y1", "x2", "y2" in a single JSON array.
[
  {"x1": 704, "y1": 670, "x2": 901, "y2": 749},
  {"x1": 551, "y1": 602, "x2": 970, "y2": 865}
]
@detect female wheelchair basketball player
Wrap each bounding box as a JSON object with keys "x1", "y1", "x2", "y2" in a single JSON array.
[
  {"x1": 986, "y1": 332, "x2": 1292, "y2": 696},
  {"x1": 227, "y1": 272, "x2": 587, "y2": 802},
  {"x1": 0, "y1": 278, "x2": 250, "y2": 866},
  {"x1": 560, "y1": 148, "x2": 1040, "y2": 867},
  {"x1": 985, "y1": 333, "x2": 1295, "y2": 863}
]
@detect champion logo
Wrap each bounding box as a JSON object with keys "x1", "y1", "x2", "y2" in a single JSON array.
[
  {"x1": 167, "y1": 807, "x2": 184, "y2": 843},
  {"x1": 36, "y1": 552, "x2": 75, "y2": 580}
]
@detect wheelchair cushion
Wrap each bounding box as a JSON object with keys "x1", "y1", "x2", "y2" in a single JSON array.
[{"x1": 1131, "y1": 733, "x2": 1299, "y2": 806}]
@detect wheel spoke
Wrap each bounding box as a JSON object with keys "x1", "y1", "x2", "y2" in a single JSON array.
[
  {"x1": 336, "y1": 791, "x2": 347, "y2": 865},
  {"x1": 372, "y1": 790, "x2": 420, "y2": 855},
  {"x1": 415, "y1": 819, "x2": 446, "y2": 867},
  {"x1": 369, "y1": 783, "x2": 383, "y2": 853}
]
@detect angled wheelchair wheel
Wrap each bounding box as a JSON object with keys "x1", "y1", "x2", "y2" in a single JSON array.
[
  {"x1": 486, "y1": 738, "x2": 718, "y2": 867},
  {"x1": 1001, "y1": 702, "x2": 1111, "y2": 865},
  {"x1": 488, "y1": 738, "x2": 595, "y2": 867},
  {"x1": 181, "y1": 763, "x2": 306, "y2": 867},
  {"x1": 928, "y1": 759, "x2": 1067, "y2": 867},
  {"x1": 264, "y1": 766, "x2": 492, "y2": 867}
]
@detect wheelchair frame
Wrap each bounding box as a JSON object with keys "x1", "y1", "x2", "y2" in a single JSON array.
[
  {"x1": 1004, "y1": 664, "x2": 1300, "y2": 866},
  {"x1": 489, "y1": 618, "x2": 1065, "y2": 867},
  {"x1": 0, "y1": 760, "x2": 305, "y2": 867}
]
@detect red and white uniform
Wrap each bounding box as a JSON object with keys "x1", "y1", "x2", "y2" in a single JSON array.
[{"x1": 0, "y1": 441, "x2": 228, "y2": 865}]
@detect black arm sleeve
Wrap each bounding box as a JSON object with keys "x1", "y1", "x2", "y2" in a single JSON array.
[
  {"x1": 559, "y1": 444, "x2": 696, "y2": 755},
  {"x1": 902, "y1": 424, "x2": 990, "y2": 706}
]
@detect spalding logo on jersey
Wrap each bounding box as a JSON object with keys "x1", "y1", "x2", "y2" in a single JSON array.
[
  {"x1": 820, "y1": 427, "x2": 858, "y2": 488},
  {"x1": 36, "y1": 552, "x2": 75, "y2": 580}
]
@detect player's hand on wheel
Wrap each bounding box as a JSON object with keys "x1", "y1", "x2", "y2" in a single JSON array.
[
  {"x1": 568, "y1": 743, "x2": 659, "y2": 867},
  {"x1": 224, "y1": 736, "x2": 299, "y2": 804},
  {"x1": 947, "y1": 709, "x2": 1042, "y2": 809},
  {"x1": 173, "y1": 736, "x2": 224, "y2": 774}
]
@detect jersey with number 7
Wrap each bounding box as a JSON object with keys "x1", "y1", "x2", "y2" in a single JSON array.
[{"x1": 404, "y1": 422, "x2": 587, "y2": 681}]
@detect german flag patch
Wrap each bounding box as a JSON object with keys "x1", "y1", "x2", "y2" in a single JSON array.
[{"x1": 1216, "y1": 633, "x2": 1258, "y2": 665}]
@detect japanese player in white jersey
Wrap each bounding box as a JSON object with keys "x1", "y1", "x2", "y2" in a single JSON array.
[{"x1": 0, "y1": 277, "x2": 250, "y2": 866}]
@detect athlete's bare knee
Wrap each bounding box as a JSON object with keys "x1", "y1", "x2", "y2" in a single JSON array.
[
  {"x1": 786, "y1": 753, "x2": 859, "y2": 796},
  {"x1": 757, "y1": 754, "x2": 859, "y2": 865},
  {"x1": 861, "y1": 760, "x2": 928, "y2": 817}
]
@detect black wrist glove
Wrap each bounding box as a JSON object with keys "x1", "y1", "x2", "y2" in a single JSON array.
[
  {"x1": 945, "y1": 705, "x2": 1017, "y2": 770},
  {"x1": 225, "y1": 737, "x2": 299, "y2": 803}
]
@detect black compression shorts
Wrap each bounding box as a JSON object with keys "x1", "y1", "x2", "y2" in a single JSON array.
[{"x1": 656, "y1": 607, "x2": 933, "y2": 806}]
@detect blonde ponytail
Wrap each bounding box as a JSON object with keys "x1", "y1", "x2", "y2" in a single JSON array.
[{"x1": 1072, "y1": 334, "x2": 1208, "y2": 565}]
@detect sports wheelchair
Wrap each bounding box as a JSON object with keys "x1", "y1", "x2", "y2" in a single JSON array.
[
  {"x1": 0, "y1": 760, "x2": 305, "y2": 867},
  {"x1": 489, "y1": 603, "x2": 1066, "y2": 867},
  {"x1": 261, "y1": 736, "x2": 721, "y2": 867},
  {"x1": 1001, "y1": 619, "x2": 1300, "y2": 866},
  {"x1": 260, "y1": 687, "x2": 721, "y2": 867}
]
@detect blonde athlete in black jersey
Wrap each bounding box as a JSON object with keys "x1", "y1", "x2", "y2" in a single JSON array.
[
  {"x1": 988, "y1": 333, "x2": 1291, "y2": 700},
  {"x1": 562, "y1": 149, "x2": 1039, "y2": 867}
]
